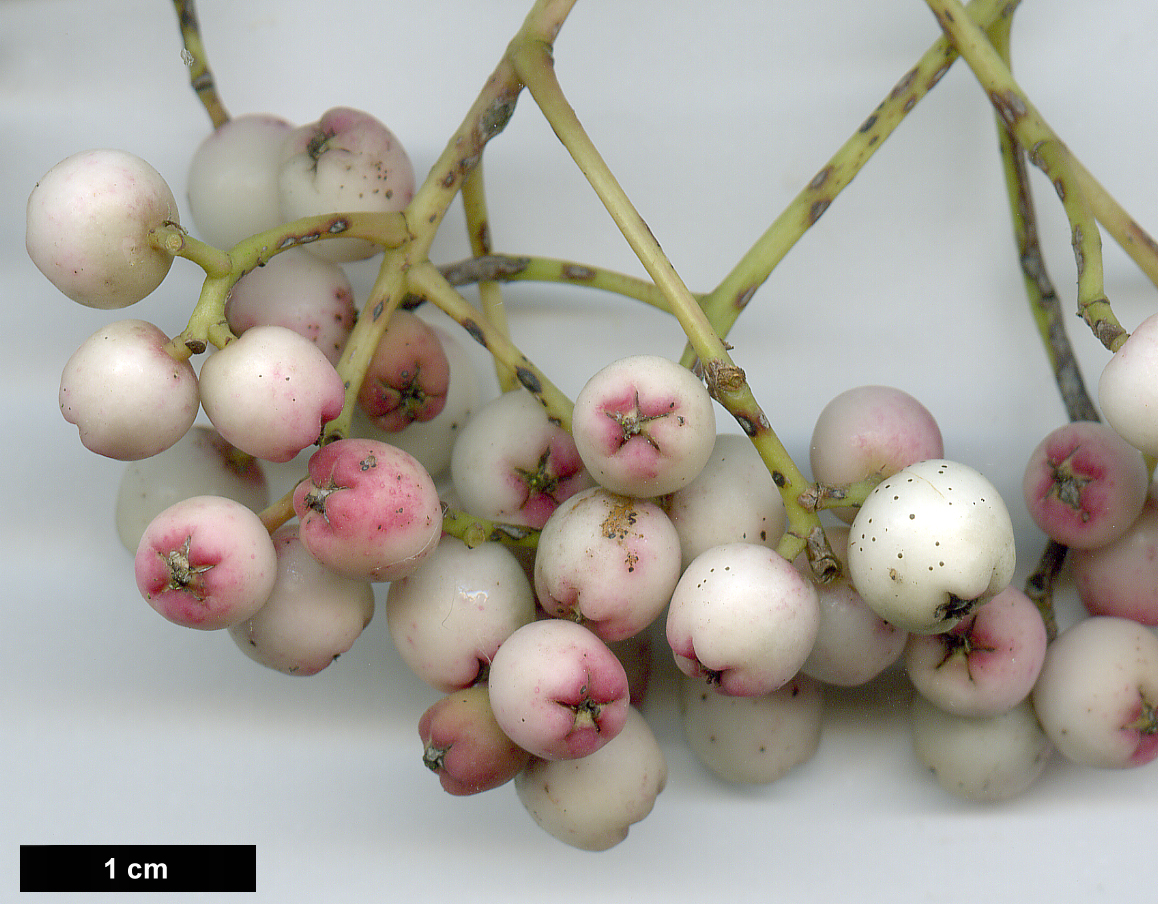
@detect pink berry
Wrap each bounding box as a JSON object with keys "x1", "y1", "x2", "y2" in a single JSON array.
[
  {"x1": 198, "y1": 325, "x2": 346, "y2": 463},
  {"x1": 418, "y1": 685, "x2": 531, "y2": 796},
  {"x1": 905, "y1": 586, "x2": 1048, "y2": 717},
  {"x1": 1070, "y1": 496, "x2": 1158, "y2": 625},
  {"x1": 487, "y1": 619, "x2": 630, "y2": 761},
  {"x1": 59, "y1": 319, "x2": 199, "y2": 461},
  {"x1": 27, "y1": 149, "x2": 179, "y2": 308},
  {"x1": 1022, "y1": 420, "x2": 1149, "y2": 549},
  {"x1": 293, "y1": 437, "x2": 442, "y2": 582},
  {"x1": 451, "y1": 389, "x2": 591, "y2": 529},
  {"x1": 357, "y1": 309, "x2": 450, "y2": 432},
  {"x1": 354, "y1": 324, "x2": 479, "y2": 479},
  {"x1": 134, "y1": 495, "x2": 277, "y2": 630},
  {"x1": 571, "y1": 354, "x2": 716, "y2": 497},
  {"x1": 277, "y1": 106, "x2": 415, "y2": 262}
]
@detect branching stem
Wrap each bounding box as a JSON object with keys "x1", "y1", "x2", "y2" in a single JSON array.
[
  {"x1": 511, "y1": 38, "x2": 831, "y2": 577},
  {"x1": 462, "y1": 164, "x2": 518, "y2": 392},
  {"x1": 924, "y1": 0, "x2": 1127, "y2": 352},
  {"x1": 171, "y1": 0, "x2": 229, "y2": 128},
  {"x1": 439, "y1": 254, "x2": 676, "y2": 311},
  {"x1": 407, "y1": 262, "x2": 574, "y2": 429},
  {"x1": 685, "y1": 0, "x2": 1020, "y2": 368}
]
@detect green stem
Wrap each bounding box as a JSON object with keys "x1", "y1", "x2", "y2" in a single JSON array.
[
  {"x1": 989, "y1": 12, "x2": 1078, "y2": 643},
  {"x1": 462, "y1": 163, "x2": 519, "y2": 392},
  {"x1": 149, "y1": 222, "x2": 232, "y2": 278},
  {"x1": 924, "y1": 0, "x2": 1127, "y2": 353},
  {"x1": 439, "y1": 253, "x2": 676, "y2": 311},
  {"x1": 163, "y1": 211, "x2": 410, "y2": 359},
  {"x1": 442, "y1": 507, "x2": 540, "y2": 550},
  {"x1": 989, "y1": 15, "x2": 1099, "y2": 424},
  {"x1": 685, "y1": 0, "x2": 1020, "y2": 369},
  {"x1": 511, "y1": 38, "x2": 832, "y2": 577},
  {"x1": 171, "y1": 0, "x2": 229, "y2": 129},
  {"x1": 1069, "y1": 156, "x2": 1158, "y2": 291},
  {"x1": 407, "y1": 261, "x2": 574, "y2": 429}
]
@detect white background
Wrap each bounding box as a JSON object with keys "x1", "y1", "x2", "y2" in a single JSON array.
[{"x1": 4, "y1": 1, "x2": 1158, "y2": 901}]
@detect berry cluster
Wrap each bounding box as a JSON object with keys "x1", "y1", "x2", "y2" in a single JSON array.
[{"x1": 25, "y1": 0, "x2": 1158, "y2": 854}]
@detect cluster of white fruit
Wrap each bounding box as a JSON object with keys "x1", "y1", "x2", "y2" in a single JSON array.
[{"x1": 26, "y1": 30, "x2": 1158, "y2": 854}]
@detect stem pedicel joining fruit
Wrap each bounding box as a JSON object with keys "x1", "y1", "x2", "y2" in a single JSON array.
[{"x1": 28, "y1": 0, "x2": 1158, "y2": 852}]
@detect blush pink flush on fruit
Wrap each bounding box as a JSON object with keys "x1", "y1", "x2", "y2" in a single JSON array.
[
  {"x1": 501, "y1": 433, "x2": 589, "y2": 530},
  {"x1": 294, "y1": 438, "x2": 442, "y2": 582},
  {"x1": 571, "y1": 355, "x2": 716, "y2": 498},
  {"x1": 1070, "y1": 497, "x2": 1158, "y2": 625},
  {"x1": 1022, "y1": 421, "x2": 1149, "y2": 550},
  {"x1": 905, "y1": 586, "x2": 1048, "y2": 717},
  {"x1": 809, "y1": 385, "x2": 943, "y2": 522},
  {"x1": 487, "y1": 619, "x2": 631, "y2": 761},
  {"x1": 134, "y1": 495, "x2": 276, "y2": 630}
]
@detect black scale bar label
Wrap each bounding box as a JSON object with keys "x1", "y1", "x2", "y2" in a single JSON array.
[{"x1": 19, "y1": 845, "x2": 256, "y2": 893}]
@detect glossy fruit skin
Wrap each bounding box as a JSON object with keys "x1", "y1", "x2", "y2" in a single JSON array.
[
  {"x1": 386, "y1": 536, "x2": 536, "y2": 693},
  {"x1": 665, "y1": 433, "x2": 786, "y2": 568},
  {"x1": 847, "y1": 459, "x2": 1016, "y2": 634},
  {"x1": 27, "y1": 149, "x2": 178, "y2": 308},
  {"x1": 59, "y1": 319, "x2": 199, "y2": 461},
  {"x1": 666, "y1": 542, "x2": 820, "y2": 697}
]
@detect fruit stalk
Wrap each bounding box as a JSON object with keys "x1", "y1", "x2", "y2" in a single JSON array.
[
  {"x1": 924, "y1": 0, "x2": 1127, "y2": 352},
  {"x1": 462, "y1": 164, "x2": 518, "y2": 392},
  {"x1": 684, "y1": 0, "x2": 1021, "y2": 369},
  {"x1": 171, "y1": 0, "x2": 229, "y2": 128},
  {"x1": 439, "y1": 253, "x2": 675, "y2": 311},
  {"x1": 510, "y1": 38, "x2": 830, "y2": 574}
]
